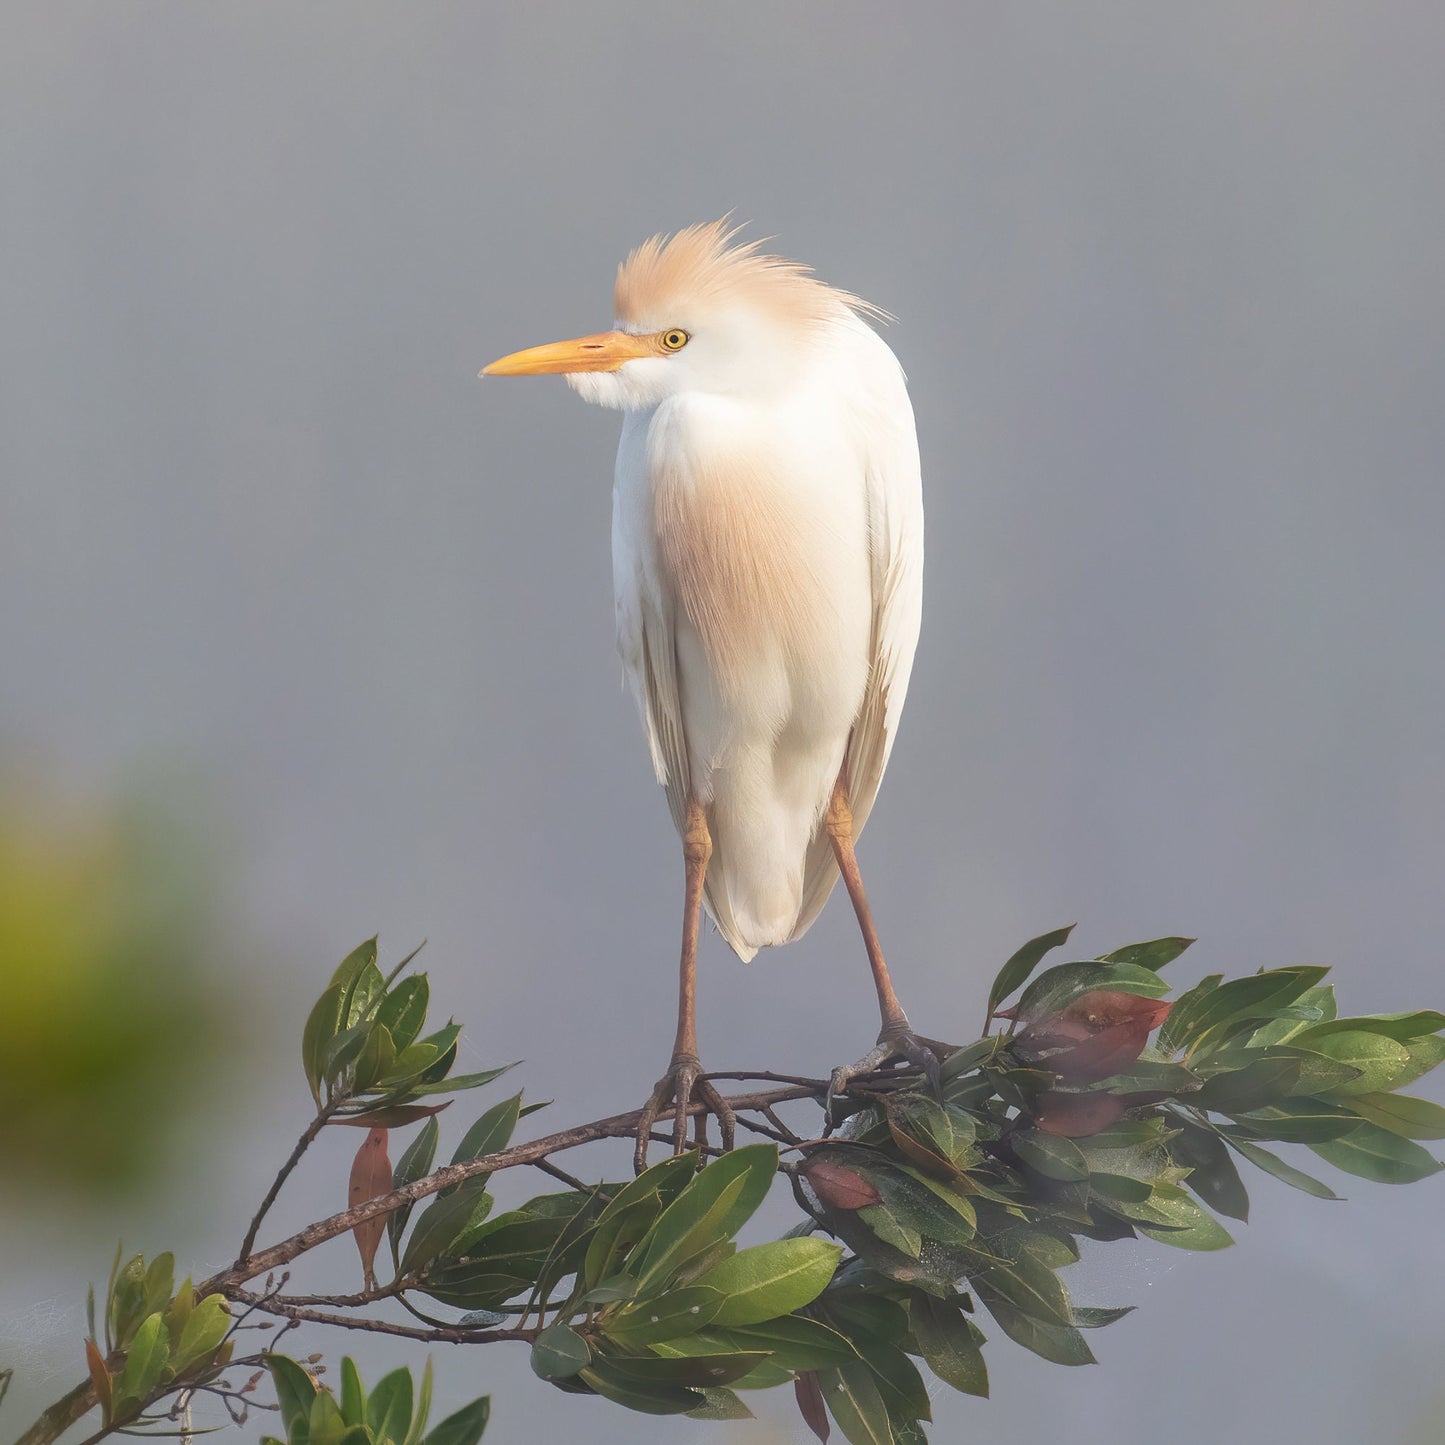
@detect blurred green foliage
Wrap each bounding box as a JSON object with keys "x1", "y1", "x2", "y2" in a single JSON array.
[{"x1": 0, "y1": 774, "x2": 233, "y2": 1196}]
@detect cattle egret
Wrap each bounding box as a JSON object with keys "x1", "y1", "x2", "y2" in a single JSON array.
[{"x1": 483, "y1": 222, "x2": 926, "y2": 1168}]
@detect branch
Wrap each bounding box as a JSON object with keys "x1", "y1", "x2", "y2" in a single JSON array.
[{"x1": 197, "y1": 1085, "x2": 817, "y2": 1296}]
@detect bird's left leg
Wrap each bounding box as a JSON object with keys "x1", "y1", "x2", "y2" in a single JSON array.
[
  {"x1": 824, "y1": 772, "x2": 942, "y2": 1114},
  {"x1": 633, "y1": 798, "x2": 737, "y2": 1173}
]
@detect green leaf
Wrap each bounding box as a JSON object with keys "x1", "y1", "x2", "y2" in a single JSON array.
[
  {"x1": 1309, "y1": 1122, "x2": 1443, "y2": 1184},
  {"x1": 1194, "y1": 1057, "x2": 1303, "y2": 1113},
  {"x1": 858, "y1": 1203, "x2": 922, "y2": 1259},
  {"x1": 1227, "y1": 1098, "x2": 1361, "y2": 1142},
  {"x1": 402, "y1": 1095, "x2": 522, "y2": 1273},
  {"x1": 450, "y1": 1093, "x2": 524, "y2": 1169},
  {"x1": 403, "y1": 1360, "x2": 434, "y2": 1445},
  {"x1": 631, "y1": 1145, "x2": 777, "y2": 1290},
  {"x1": 686, "y1": 1387, "x2": 753, "y2": 1420},
  {"x1": 309, "y1": 1387, "x2": 347, "y2": 1445},
  {"x1": 407, "y1": 1066, "x2": 517, "y2": 1098},
  {"x1": 1345, "y1": 1091, "x2": 1445, "y2": 1140},
  {"x1": 940, "y1": 1036, "x2": 1004, "y2": 1082},
  {"x1": 1072, "y1": 1305, "x2": 1135, "y2": 1327},
  {"x1": 581, "y1": 1275, "x2": 639, "y2": 1305},
  {"x1": 866, "y1": 1342, "x2": 931, "y2": 1424},
  {"x1": 388, "y1": 1117, "x2": 440, "y2": 1264},
  {"x1": 605, "y1": 1352, "x2": 771, "y2": 1390},
  {"x1": 1019, "y1": 962, "x2": 1173, "y2": 1024},
  {"x1": 140, "y1": 1253, "x2": 174, "y2": 1318},
  {"x1": 966, "y1": 1247, "x2": 1072, "y2": 1327},
  {"x1": 339, "y1": 1358, "x2": 366, "y2": 1429},
  {"x1": 909, "y1": 1294, "x2": 988, "y2": 1397},
  {"x1": 578, "y1": 1361, "x2": 702, "y2": 1415},
  {"x1": 818, "y1": 1361, "x2": 896, "y2": 1445},
  {"x1": 376, "y1": 977, "x2": 430, "y2": 1053},
  {"x1": 1099, "y1": 937, "x2": 1194, "y2": 970},
  {"x1": 976, "y1": 1295, "x2": 1095, "y2": 1366},
  {"x1": 266, "y1": 1354, "x2": 319, "y2": 1434},
  {"x1": 818, "y1": 1289, "x2": 911, "y2": 1347},
  {"x1": 1177, "y1": 967, "x2": 1331, "y2": 1054},
  {"x1": 1225, "y1": 1137, "x2": 1341, "y2": 1200},
  {"x1": 302, "y1": 983, "x2": 346, "y2": 1104},
  {"x1": 583, "y1": 1151, "x2": 699, "y2": 1288},
  {"x1": 604, "y1": 1285, "x2": 727, "y2": 1345},
  {"x1": 173, "y1": 1294, "x2": 231, "y2": 1373},
  {"x1": 1297, "y1": 1011, "x2": 1445, "y2": 1043},
  {"x1": 714, "y1": 1315, "x2": 859, "y2": 1370},
  {"x1": 324, "y1": 1023, "x2": 372, "y2": 1085},
  {"x1": 332, "y1": 938, "x2": 381, "y2": 1024},
  {"x1": 423, "y1": 1396, "x2": 490, "y2": 1445},
  {"x1": 1013, "y1": 1129, "x2": 1090, "y2": 1181},
  {"x1": 1169, "y1": 1120, "x2": 1250, "y2": 1222},
  {"x1": 686, "y1": 1239, "x2": 840, "y2": 1327},
  {"x1": 987, "y1": 925, "x2": 1076, "y2": 1016},
  {"x1": 365, "y1": 1366, "x2": 413, "y2": 1444},
  {"x1": 530, "y1": 1322, "x2": 590, "y2": 1380},
  {"x1": 1248, "y1": 984, "x2": 1336, "y2": 1045},
  {"x1": 115, "y1": 1313, "x2": 169, "y2": 1412},
  {"x1": 1302, "y1": 1031, "x2": 1414, "y2": 1096},
  {"x1": 1134, "y1": 1190, "x2": 1235, "y2": 1250},
  {"x1": 353, "y1": 1024, "x2": 398, "y2": 1095}
]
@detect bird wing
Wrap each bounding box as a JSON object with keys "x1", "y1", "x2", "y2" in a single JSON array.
[
  {"x1": 790, "y1": 354, "x2": 924, "y2": 941},
  {"x1": 614, "y1": 410, "x2": 759, "y2": 958}
]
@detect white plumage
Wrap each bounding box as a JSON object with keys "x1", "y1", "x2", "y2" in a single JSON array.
[
  {"x1": 610, "y1": 306, "x2": 922, "y2": 959},
  {"x1": 484, "y1": 221, "x2": 926, "y2": 1157}
]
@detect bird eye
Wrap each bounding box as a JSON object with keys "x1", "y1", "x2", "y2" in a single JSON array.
[{"x1": 660, "y1": 329, "x2": 689, "y2": 351}]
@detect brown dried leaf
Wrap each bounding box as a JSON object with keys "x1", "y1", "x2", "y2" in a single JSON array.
[
  {"x1": 801, "y1": 1157, "x2": 882, "y2": 1211},
  {"x1": 349, "y1": 1127, "x2": 393, "y2": 1288},
  {"x1": 1033, "y1": 1091, "x2": 1128, "y2": 1138}
]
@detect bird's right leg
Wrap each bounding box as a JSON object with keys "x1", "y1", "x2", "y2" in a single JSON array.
[
  {"x1": 823, "y1": 773, "x2": 943, "y2": 1117},
  {"x1": 633, "y1": 798, "x2": 737, "y2": 1174}
]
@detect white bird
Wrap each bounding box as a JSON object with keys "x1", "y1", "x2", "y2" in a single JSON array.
[{"x1": 483, "y1": 221, "x2": 925, "y2": 1167}]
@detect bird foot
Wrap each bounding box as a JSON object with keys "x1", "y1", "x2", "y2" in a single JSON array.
[
  {"x1": 825, "y1": 1023, "x2": 943, "y2": 1123},
  {"x1": 633, "y1": 1052, "x2": 737, "y2": 1174}
]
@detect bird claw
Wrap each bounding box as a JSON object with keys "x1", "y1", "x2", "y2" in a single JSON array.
[
  {"x1": 633, "y1": 1053, "x2": 737, "y2": 1174},
  {"x1": 825, "y1": 1025, "x2": 943, "y2": 1124}
]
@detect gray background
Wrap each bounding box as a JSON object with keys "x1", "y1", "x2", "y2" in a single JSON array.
[{"x1": 4, "y1": 3, "x2": 1445, "y2": 1442}]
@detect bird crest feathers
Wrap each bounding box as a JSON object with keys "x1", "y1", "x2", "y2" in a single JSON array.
[{"x1": 614, "y1": 218, "x2": 888, "y2": 332}]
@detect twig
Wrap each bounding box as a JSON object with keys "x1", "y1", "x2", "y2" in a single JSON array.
[
  {"x1": 529, "y1": 1158, "x2": 594, "y2": 1193},
  {"x1": 235, "y1": 1103, "x2": 339, "y2": 1266},
  {"x1": 230, "y1": 1290, "x2": 538, "y2": 1346}
]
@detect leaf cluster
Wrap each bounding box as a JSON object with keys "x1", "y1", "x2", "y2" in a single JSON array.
[
  {"x1": 301, "y1": 940, "x2": 514, "y2": 1128},
  {"x1": 84, "y1": 1250, "x2": 234, "y2": 1432},
  {"x1": 261, "y1": 1355, "x2": 488, "y2": 1445}
]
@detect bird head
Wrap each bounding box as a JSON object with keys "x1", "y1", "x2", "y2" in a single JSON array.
[{"x1": 481, "y1": 220, "x2": 883, "y2": 410}]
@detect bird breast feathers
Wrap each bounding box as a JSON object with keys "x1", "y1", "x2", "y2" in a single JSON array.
[{"x1": 646, "y1": 395, "x2": 870, "y2": 699}]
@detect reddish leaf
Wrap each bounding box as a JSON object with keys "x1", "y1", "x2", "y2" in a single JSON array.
[
  {"x1": 349, "y1": 1127, "x2": 393, "y2": 1288},
  {"x1": 794, "y1": 1370, "x2": 830, "y2": 1442},
  {"x1": 85, "y1": 1338, "x2": 112, "y2": 1420},
  {"x1": 1033, "y1": 1091, "x2": 1128, "y2": 1137},
  {"x1": 1017, "y1": 991, "x2": 1173, "y2": 1083},
  {"x1": 801, "y1": 1157, "x2": 882, "y2": 1211}
]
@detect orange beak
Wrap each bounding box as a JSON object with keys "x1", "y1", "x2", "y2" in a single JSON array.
[{"x1": 480, "y1": 330, "x2": 656, "y2": 377}]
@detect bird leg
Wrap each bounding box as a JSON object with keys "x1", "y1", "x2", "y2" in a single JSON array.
[
  {"x1": 634, "y1": 799, "x2": 737, "y2": 1173},
  {"x1": 823, "y1": 773, "x2": 941, "y2": 1116}
]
